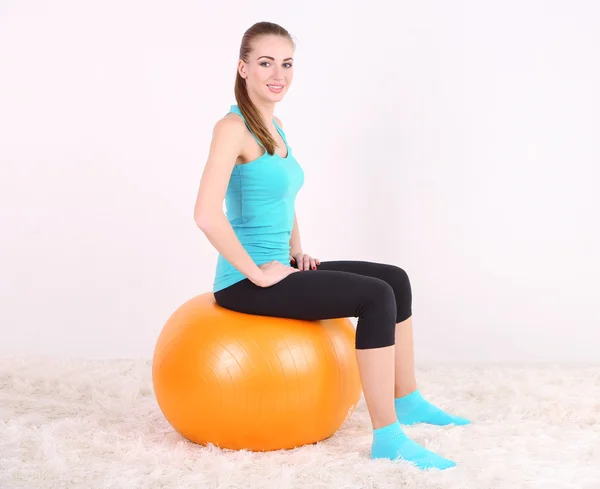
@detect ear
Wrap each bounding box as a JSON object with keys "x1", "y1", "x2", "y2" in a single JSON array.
[{"x1": 238, "y1": 60, "x2": 247, "y2": 79}]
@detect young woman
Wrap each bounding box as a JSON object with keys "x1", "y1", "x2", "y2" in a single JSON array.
[{"x1": 194, "y1": 21, "x2": 469, "y2": 470}]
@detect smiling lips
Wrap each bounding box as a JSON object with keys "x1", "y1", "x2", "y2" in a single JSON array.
[{"x1": 267, "y1": 84, "x2": 284, "y2": 93}]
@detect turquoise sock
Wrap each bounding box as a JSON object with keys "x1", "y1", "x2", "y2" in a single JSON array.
[
  {"x1": 395, "y1": 390, "x2": 470, "y2": 426},
  {"x1": 371, "y1": 421, "x2": 456, "y2": 470}
]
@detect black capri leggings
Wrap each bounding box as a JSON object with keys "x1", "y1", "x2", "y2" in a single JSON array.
[{"x1": 213, "y1": 260, "x2": 412, "y2": 350}]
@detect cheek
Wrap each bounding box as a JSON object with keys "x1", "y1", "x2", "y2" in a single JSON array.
[{"x1": 248, "y1": 69, "x2": 265, "y2": 84}]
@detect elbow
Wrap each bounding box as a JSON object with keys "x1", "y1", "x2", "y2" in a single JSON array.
[
  {"x1": 194, "y1": 211, "x2": 217, "y2": 231},
  {"x1": 195, "y1": 215, "x2": 209, "y2": 231}
]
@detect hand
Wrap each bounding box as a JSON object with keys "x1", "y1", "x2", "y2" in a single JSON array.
[
  {"x1": 254, "y1": 260, "x2": 299, "y2": 287},
  {"x1": 290, "y1": 252, "x2": 321, "y2": 271}
]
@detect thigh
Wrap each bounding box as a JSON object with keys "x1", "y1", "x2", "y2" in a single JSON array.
[
  {"x1": 316, "y1": 260, "x2": 412, "y2": 322},
  {"x1": 316, "y1": 260, "x2": 408, "y2": 286},
  {"x1": 214, "y1": 269, "x2": 394, "y2": 322}
]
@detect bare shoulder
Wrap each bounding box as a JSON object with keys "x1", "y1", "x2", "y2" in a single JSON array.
[
  {"x1": 205, "y1": 113, "x2": 248, "y2": 163},
  {"x1": 213, "y1": 112, "x2": 247, "y2": 138},
  {"x1": 274, "y1": 115, "x2": 284, "y2": 128}
]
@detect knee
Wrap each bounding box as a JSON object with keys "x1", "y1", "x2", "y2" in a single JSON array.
[
  {"x1": 368, "y1": 279, "x2": 397, "y2": 315},
  {"x1": 386, "y1": 266, "x2": 412, "y2": 323},
  {"x1": 388, "y1": 265, "x2": 411, "y2": 294},
  {"x1": 356, "y1": 279, "x2": 396, "y2": 349}
]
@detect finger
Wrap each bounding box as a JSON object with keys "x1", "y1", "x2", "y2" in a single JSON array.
[
  {"x1": 297, "y1": 255, "x2": 305, "y2": 270},
  {"x1": 310, "y1": 258, "x2": 317, "y2": 270},
  {"x1": 302, "y1": 255, "x2": 309, "y2": 271}
]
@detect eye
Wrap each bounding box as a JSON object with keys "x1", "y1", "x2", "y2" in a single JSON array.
[{"x1": 260, "y1": 61, "x2": 293, "y2": 68}]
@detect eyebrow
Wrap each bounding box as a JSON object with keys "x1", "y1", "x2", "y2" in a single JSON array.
[{"x1": 257, "y1": 56, "x2": 294, "y2": 61}]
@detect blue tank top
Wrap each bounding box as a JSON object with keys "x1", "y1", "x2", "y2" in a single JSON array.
[{"x1": 212, "y1": 105, "x2": 305, "y2": 292}]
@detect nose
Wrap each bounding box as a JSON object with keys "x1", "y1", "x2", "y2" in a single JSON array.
[{"x1": 272, "y1": 66, "x2": 284, "y2": 80}]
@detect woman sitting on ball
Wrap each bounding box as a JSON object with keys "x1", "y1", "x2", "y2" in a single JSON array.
[{"x1": 194, "y1": 21, "x2": 469, "y2": 470}]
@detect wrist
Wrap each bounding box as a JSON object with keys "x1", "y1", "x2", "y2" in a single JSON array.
[{"x1": 249, "y1": 267, "x2": 265, "y2": 286}]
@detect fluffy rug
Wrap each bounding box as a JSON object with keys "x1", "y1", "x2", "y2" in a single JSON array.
[{"x1": 1, "y1": 359, "x2": 599, "y2": 489}]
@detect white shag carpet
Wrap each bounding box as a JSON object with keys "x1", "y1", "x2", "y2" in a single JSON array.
[{"x1": 1, "y1": 359, "x2": 599, "y2": 489}]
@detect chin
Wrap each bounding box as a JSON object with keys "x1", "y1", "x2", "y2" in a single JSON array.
[{"x1": 261, "y1": 95, "x2": 285, "y2": 105}]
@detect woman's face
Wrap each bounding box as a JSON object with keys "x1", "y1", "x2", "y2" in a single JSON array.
[{"x1": 239, "y1": 35, "x2": 294, "y2": 104}]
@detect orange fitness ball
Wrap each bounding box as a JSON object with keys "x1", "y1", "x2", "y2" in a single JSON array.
[{"x1": 152, "y1": 292, "x2": 362, "y2": 452}]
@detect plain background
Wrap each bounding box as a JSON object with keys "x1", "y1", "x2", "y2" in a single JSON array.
[{"x1": 1, "y1": 1, "x2": 598, "y2": 362}]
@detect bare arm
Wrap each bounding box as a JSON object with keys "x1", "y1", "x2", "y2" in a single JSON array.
[{"x1": 194, "y1": 117, "x2": 264, "y2": 286}]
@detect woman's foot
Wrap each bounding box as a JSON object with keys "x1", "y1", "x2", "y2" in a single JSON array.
[
  {"x1": 371, "y1": 421, "x2": 456, "y2": 470},
  {"x1": 395, "y1": 390, "x2": 470, "y2": 426}
]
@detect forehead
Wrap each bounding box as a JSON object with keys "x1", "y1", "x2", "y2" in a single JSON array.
[{"x1": 251, "y1": 35, "x2": 294, "y2": 58}]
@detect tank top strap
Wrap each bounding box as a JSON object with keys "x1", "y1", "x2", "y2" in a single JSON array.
[
  {"x1": 272, "y1": 118, "x2": 288, "y2": 145},
  {"x1": 228, "y1": 105, "x2": 265, "y2": 148},
  {"x1": 229, "y1": 104, "x2": 288, "y2": 148}
]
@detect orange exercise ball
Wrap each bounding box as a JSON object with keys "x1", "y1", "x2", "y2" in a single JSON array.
[{"x1": 152, "y1": 292, "x2": 362, "y2": 452}]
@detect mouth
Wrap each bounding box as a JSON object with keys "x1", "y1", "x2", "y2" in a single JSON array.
[{"x1": 267, "y1": 84, "x2": 284, "y2": 93}]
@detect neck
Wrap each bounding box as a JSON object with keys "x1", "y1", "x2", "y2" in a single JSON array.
[{"x1": 248, "y1": 95, "x2": 276, "y2": 125}]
